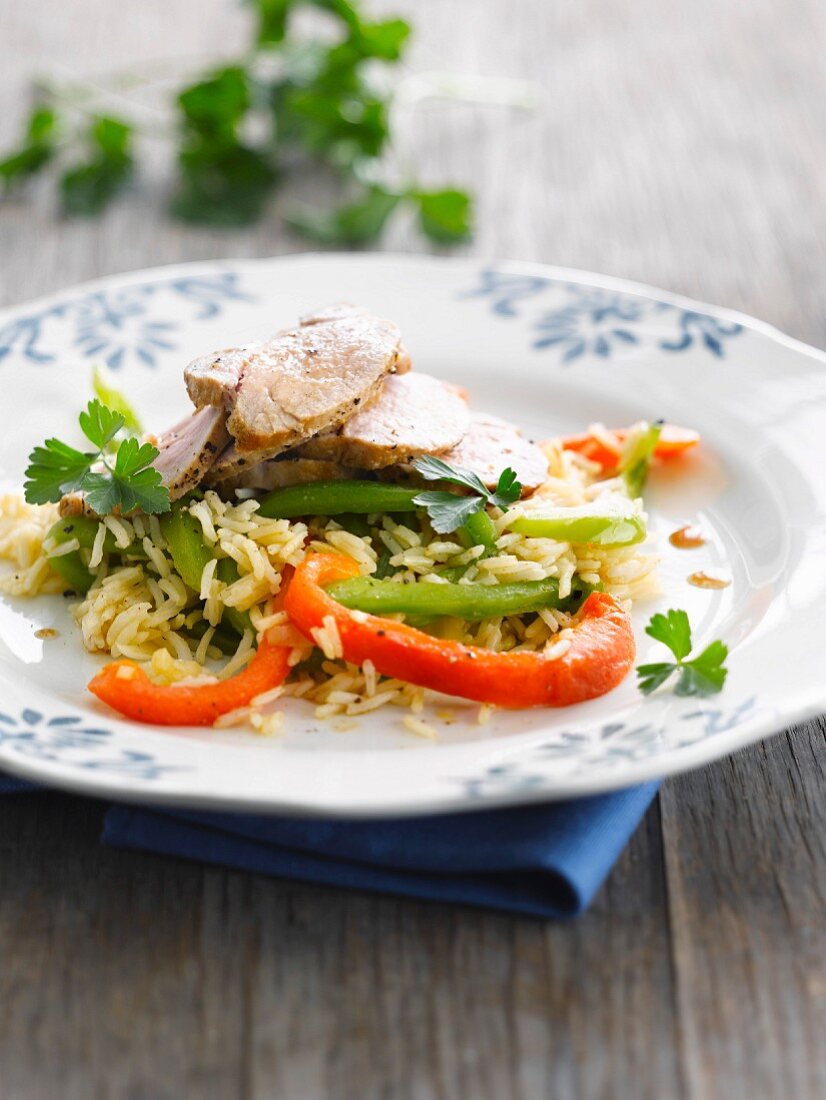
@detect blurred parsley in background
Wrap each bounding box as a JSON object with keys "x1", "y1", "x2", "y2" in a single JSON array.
[{"x1": 0, "y1": 0, "x2": 473, "y2": 246}]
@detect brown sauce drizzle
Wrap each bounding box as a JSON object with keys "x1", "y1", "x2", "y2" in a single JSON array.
[
  {"x1": 687, "y1": 571, "x2": 730, "y2": 590},
  {"x1": 669, "y1": 524, "x2": 706, "y2": 550}
]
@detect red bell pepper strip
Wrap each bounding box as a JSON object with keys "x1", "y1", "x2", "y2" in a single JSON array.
[
  {"x1": 87, "y1": 637, "x2": 291, "y2": 726},
  {"x1": 559, "y1": 424, "x2": 700, "y2": 470},
  {"x1": 285, "y1": 553, "x2": 635, "y2": 709},
  {"x1": 88, "y1": 566, "x2": 295, "y2": 726}
]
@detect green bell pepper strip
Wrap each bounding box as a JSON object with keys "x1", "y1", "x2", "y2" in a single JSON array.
[
  {"x1": 159, "y1": 507, "x2": 254, "y2": 638},
  {"x1": 46, "y1": 515, "x2": 151, "y2": 594},
  {"x1": 434, "y1": 510, "x2": 499, "y2": 585},
  {"x1": 47, "y1": 550, "x2": 95, "y2": 595},
  {"x1": 505, "y1": 497, "x2": 647, "y2": 547},
  {"x1": 325, "y1": 574, "x2": 594, "y2": 623},
  {"x1": 45, "y1": 517, "x2": 116, "y2": 595},
  {"x1": 334, "y1": 513, "x2": 372, "y2": 538},
  {"x1": 188, "y1": 619, "x2": 241, "y2": 656},
  {"x1": 159, "y1": 508, "x2": 212, "y2": 592},
  {"x1": 258, "y1": 480, "x2": 420, "y2": 519},
  {"x1": 49, "y1": 515, "x2": 113, "y2": 552},
  {"x1": 215, "y1": 558, "x2": 254, "y2": 638},
  {"x1": 374, "y1": 548, "x2": 395, "y2": 579},
  {"x1": 457, "y1": 510, "x2": 498, "y2": 554},
  {"x1": 619, "y1": 421, "x2": 663, "y2": 498}
]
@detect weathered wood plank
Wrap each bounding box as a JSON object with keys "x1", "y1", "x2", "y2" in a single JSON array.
[
  {"x1": 661, "y1": 719, "x2": 826, "y2": 1100},
  {"x1": 0, "y1": 791, "x2": 679, "y2": 1100}
]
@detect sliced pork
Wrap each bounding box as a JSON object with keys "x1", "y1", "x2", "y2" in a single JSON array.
[
  {"x1": 299, "y1": 305, "x2": 412, "y2": 374},
  {"x1": 206, "y1": 455, "x2": 356, "y2": 495},
  {"x1": 298, "y1": 373, "x2": 470, "y2": 470},
  {"x1": 408, "y1": 414, "x2": 549, "y2": 498},
  {"x1": 184, "y1": 306, "x2": 406, "y2": 458},
  {"x1": 151, "y1": 406, "x2": 230, "y2": 500}
]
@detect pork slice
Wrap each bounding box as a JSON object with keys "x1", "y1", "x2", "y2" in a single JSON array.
[
  {"x1": 182, "y1": 346, "x2": 249, "y2": 412},
  {"x1": 184, "y1": 307, "x2": 405, "y2": 457},
  {"x1": 299, "y1": 305, "x2": 411, "y2": 375},
  {"x1": 151, "y1": 406, "x2": 230, "y2": 500},
  {"x1": 200, "y1": 441, "x2": 270, "y2": 484},
  {"x1": 298, "y1": 373, "x2": 470, "y2": 470},
  {"x1": 403, "y1": 414, "x2": 549, "y2": 498},
  {"x1": 206, "y1": 455, "x2": 357, "y2": 495}
]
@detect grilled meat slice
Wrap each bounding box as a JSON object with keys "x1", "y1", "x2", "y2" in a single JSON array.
[
  {"x1": 202, "y1": 441, "x2": 269, "y2": 484},
  {"x1": 206, "y1": 455, "x2": 357, "y2": 495},
  {"x1": 298, "y1": 373, "x2": 470, "y2": 470},
  {"x1": 151, "y1": 406, "x2": 230, "y2": 500},
  {"x1": 299, "y1": 304, "x2": 411, "y2": 374},
  {"x1": 183, "y1": 306, "x2": 405, "y2": 457},
  {"x1": 399, "y1": 414, "x2": 549, "y2": 498}
]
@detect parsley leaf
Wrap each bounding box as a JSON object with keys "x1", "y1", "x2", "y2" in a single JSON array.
[
  {"x1": 413, "y1": 454, "x2": 489, "y2": 496},
  {"x1": 635, "y1": 662, "x2": 679, "y2": 696},
  {"x1": 288, "y1": 185, "x2": 400, "y2": 246},
  {"x1": 110, "y1": 437, "x2": 169, "y2": 514},
  {"x1": 172, "y1": 66, "x2": 277, "y2": 227},
  {"x1": 78, "y1": 400, "x2": 125, "y2": 450},
  {"x1": 645, "y1": 608, "x2": 692, "y2": 660},
  {"x1": 60, "y1": 116, "x2": 134, "y2": 216},
  {"x1": 24, "y1": 399, "x2": 169, "y2": 516},
  {"x1": 489, "y1": 467, "x2": 522, "y2": 510},
  {"x1": 0, "y1": 2, "x2": 473, "y2": 246},
  {"x1": 414, "y1": 188, "x2": 473, "y2": 245},
  {"x1": 23, "y1": 439, "x2": 97, "y2": 504},
  {"x1": 0, "y1": 106, "x2": 58, "y2": 187},
  {"x1": 637, "y1": 609, "x2": 728, "y2": 697},
  {"x1": 412, "y1": 491, "x2": 485, "y2": 534},
  {"x1": 675, "y1": 640, "x2": 728, "y2": 696},
  {"x1": 411, "y1": 455, "x2": 521, "y2": 534}
]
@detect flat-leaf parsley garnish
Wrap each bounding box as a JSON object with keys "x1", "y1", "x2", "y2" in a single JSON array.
[
  {"x1": 637, "y1": 608, "x2": 728, "y2": 697},
  {"x1": 24, "y1": 399, "x2": 170, "y2": 515},
  {"x1": 410, "y1": 455, "x2": 521, "y2": 534}
]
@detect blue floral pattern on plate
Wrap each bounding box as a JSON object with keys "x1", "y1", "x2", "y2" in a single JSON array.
[
  {"x1": 0, "y1": 709, "x2": 186, "y2": 780},
  {"x1": 0, "y1": 271, "x2": 251, "y2": 369},
  {"x1": 457, "y1": 697, "x2": 760, "y2": 799},
  {"x1": 461, "y1": 269, "x2": 743, "y2": 360}
]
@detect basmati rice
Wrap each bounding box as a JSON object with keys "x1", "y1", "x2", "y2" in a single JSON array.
[{"x1": 0, "y1": 450, "x2": 660, "y2": 735}]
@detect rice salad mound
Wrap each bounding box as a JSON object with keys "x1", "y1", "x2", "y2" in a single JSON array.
[{"x1": 0, "y1": 443, "x2": 659, "y2": 733}]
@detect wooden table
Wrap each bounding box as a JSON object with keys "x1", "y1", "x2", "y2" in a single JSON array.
[{"x1": 1, "y1": 2, "x2": 825, "y2": 1096}]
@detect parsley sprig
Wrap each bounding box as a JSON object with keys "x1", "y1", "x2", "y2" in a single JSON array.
[
  {"x1": 411, "y1": 455, "x2": 521, "y2": 534},
  {"x1": 0, "y1": 0, "x2": 473, "y2": 246},
  {"x1": 24, "y1": 400, "x2": 169, "y2": 516},
  {"x1": 637, "y1": 609, "x2": 728, "y2": 697}
]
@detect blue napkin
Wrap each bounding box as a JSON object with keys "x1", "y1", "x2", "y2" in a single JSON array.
[
  {"x1": 0, "y1": 774, "x2": 37, "y2": 794},
  {"x1": 102, "y1": 783, "x2": 658, "y2": 919}
]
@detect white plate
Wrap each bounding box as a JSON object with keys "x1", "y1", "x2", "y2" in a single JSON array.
[{"x1": 0, "y1": 254, "x2": 823, "y2": 816}]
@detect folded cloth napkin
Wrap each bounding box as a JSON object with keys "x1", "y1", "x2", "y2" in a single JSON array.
[{"x1": 102, "y1": 783, "x2": 658, "y2": 919}]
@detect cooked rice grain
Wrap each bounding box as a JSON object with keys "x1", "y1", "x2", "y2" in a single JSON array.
[{"x1": 0, "y1": 451, "x2": 660, "y2": 732}]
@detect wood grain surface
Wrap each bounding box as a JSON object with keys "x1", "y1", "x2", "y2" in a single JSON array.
[{"x1": 0, "y1": 2, "x2": 825, "y2": 1097}]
